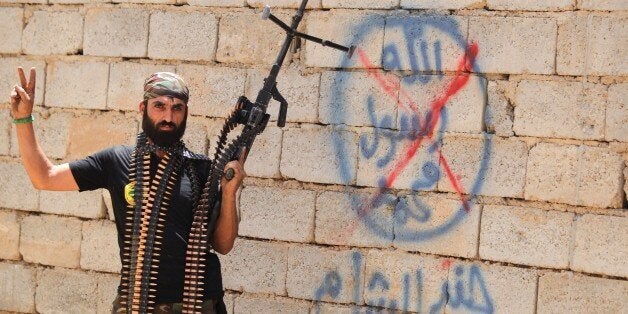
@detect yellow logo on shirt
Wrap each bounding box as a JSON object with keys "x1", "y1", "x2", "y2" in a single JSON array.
[{"x1": 124, "y1": 182, "x2": 136, "y2": 206}]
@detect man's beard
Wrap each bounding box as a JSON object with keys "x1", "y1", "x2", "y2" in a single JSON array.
[{"x1": 142, "y1": 110, "x2": 187, "y2": 147}]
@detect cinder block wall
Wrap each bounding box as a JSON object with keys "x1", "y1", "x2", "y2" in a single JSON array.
[{"x1": 0, "y1": 0, "x2": 626, "y2": 313}]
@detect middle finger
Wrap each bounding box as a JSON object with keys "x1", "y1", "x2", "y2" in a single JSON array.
[{"x1": 17, "y1": 67, "x2": 27, "y2": 89}]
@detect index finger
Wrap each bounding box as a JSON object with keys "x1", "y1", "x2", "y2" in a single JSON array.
[
  {"x1": 27, "y1": 67, "x2": 36, "y2": 93},
  {"x1": 17, "y1": 67, "x2": 27, "y2": 89}
]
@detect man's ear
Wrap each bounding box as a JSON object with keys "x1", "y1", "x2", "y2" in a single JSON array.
[{"x1": 139, "y1": 100, "x2": 146, "y2": 113}]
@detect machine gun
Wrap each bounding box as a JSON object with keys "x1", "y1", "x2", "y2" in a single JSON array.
[{"x1": 181, "y1": 1, "x2": 355, "y2": 312}]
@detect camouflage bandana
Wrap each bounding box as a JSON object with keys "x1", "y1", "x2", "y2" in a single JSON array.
[{"x1": 143, "y1": 72, "x2": 190, "y2": 103}]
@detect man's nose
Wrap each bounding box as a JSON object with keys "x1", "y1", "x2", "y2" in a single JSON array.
[{"x1": 162, "y1": 108, "x2": 174, "y2": 122}]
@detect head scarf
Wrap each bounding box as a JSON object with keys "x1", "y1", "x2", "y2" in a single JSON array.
[{"x1": 143, "y1": 72, "x2": 190, "y2": 103}]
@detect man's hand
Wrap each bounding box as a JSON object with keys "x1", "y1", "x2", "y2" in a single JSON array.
[
  {"x1": 10, "y1": 67, "x2": 36, "y2": 119},
  {"x1": 221, "y1": 149, "x2": 247, "y2": 195}
]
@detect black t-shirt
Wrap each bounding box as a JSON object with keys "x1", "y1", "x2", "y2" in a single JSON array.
[{"x1": 69, "y1": 145, "x2": 223, "y2": 302}]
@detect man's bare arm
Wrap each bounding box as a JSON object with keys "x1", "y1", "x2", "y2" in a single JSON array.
[
  {"x1": 10, "y1": 67, "x2": 78, "y2": 191},
  {"x1": 211, "y1": 156, "x2": 245, "y2": 255}
]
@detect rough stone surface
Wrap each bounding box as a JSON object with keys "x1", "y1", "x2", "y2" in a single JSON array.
[
  {"x1": 304, "y1": 11, "x2": 384, "y2": 69},
  {"x1": 287, "y1": 245, "x2": 362, "y2": 303},
  {"x1": 67, "y1": 112, "x2": 138, "y2": 159},
  {"x1": 247, "y1": 0, "x2": 320, "y2": 8},
  {"x1": 0, "y1": 7, "x2": 22, "y2": 54},
  {"x1": 281, "y1": 127, "x2": 357, "y2": 185},
  {"x1": 315, "y1": 191, "x2": 394, "y2": 248},
  {"x1": 46, "y1": 61, "x2": 109, "y2": 110},
  {"x1": 20, "y1": 214, "x2": 82, "y2": 268},
  {"x1": 148, "y1": 11, "x2": 217, "y2": 61},
  {"x1": 39, "y1": 189, "x2": 105, "y2": 219},
  {"x1": 22, "y1": 10, "x2": 83, "y2": 55},
  {"x1": 35, "y1": 267, "x2": 99, "y2": 314},
  {"x1": 383, "y1": 16, "x2": 469, "y2": 72},
  {"x1": 243, "y1": 125, "x2": 282, "y2": 178},
  {"x1": 245, "y1": 65, "x2": 320, "y2": 123},
  {"x1": 0, "y1": 263, "x2": 36, "y2": 313},
  {"x1": 479, "y1": 205, "x2": 574, "y2": 268},
  {"x1": 81, "y1": 220, "x2": 121, "y2": 274},
  {"x1": 182, "y1": 116, "x2": 209, "y2": 155},
  {"x1": 400, "y1": 0, "x2": 483, "y2": 9},
  {"x1": 572, "y1": 214, "x2": 628, "y2": 278},
  {"x1": 234, "y1": 293, "x2": 312, "y2": 313},
  {"x1": 514, "y1": 80, "x2": 606, "y2": 140},
  {"x1": 0, "y1": 210, "x2": 20, "y2": 260},
  {"x1": 587, "y1": 16, "x2": 627, "y2": 76},
  {"x1": 446, "y1": 261, "x2": 538, "y2": 314},
  {"x1": 437, "y1": 136, "x2": 528, "y2": 198},
  {"x1": 0, "y1": 58, "x2": 46, "y2": 106},
  {"x1": 537, "y1": 272, "x2": 628, "y2": 313},
  {"x1": 220, "y1": 238, "x2": 288, "y2": 294},
  {"x1": 84, "y1": 8, "x2": 149, "y2": 57},
  {"x1": 319, "y1": 71, "x2": 398, "y2": 128},
  {"x1": 394, "y1": 195, "x2": 481, "y2": 258},
  {"x1": 10, "y1": 111, "x2": 72, "y2": 159},
  {"x1": 525, "y1": 143, "x2": 624, "y2": 208},
  {"x1": 239, "y1": 186, "x2": 316, "y2": 242},
  {"x1": 487, "y1": 0, "x2": 574, "y2": 10},
  {"x1": 177, "y1": 64, "x2": 246, "y2": 117},
  {"x1": 606, "y1": 83, "x2": 627, "y2": 142},
  {"x1": 579, "y1": 0, "x2": 628, "y2": 10},
  {"x1": 217, "y1": 11, "x2": 288, "y2": 64},
  {"x1": 469, "y1": 16, "x2": 556, "y2": 74},
  {"x1": 103, "y1": 189, "x2": 115, "y2": 221},
  {"x1": 189, "y1": 0, "x2": 245, "y2": 6},
  {"x1": 0, "y1": 109, "x2": 9, "y2": 155},
  {"x1": 364, "y1": 250, "x2": 447, "y2": 312},
  {"x1": 108, "y1": 62, "x2": 176, "y2": 111},
  {"x1": 322, "y1": 0, "x2": 397, "y2": 9},
  {"x1": 486, "y1": 80, "x2": 514, "y2": 137},
  {"x1": 397, "y1": 74, "x2": 486, "y2": 133},
  {"x1": 556, "y1": 13, "x2": 587, "y2": 75},
  {"x1": 0, "y1": 162, "x2": 39, "y2": 211},
  {"x1": 97, "y1": 273, "x2": 120, "y2": 314}
]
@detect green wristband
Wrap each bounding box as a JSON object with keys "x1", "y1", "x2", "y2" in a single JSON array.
[{"x1": 12, "y1": 115, "x2": 34, "y2": 124}]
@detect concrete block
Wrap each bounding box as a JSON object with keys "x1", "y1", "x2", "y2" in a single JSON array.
[
  {"x1": 572, "y1": 214, "x2": 628, "y2": 278},
  {"x1": 514, "y1": 80, "x2": 606, "y2": 140},
  {"x1": 579, "y1": 0, "x2": 628, "y2": 10},
  {"x1": 239, "y1": 186, "x2": 315, "y2": 242},
  {"x1": 39, "y1": 189, "x2": 105, "y2": 219},
  {"x1": 10, "y1": 111, "x2": 72, "y2": 159},
  {"x1": 0, "y1": 162, "x2": 39, "y2": 211},
  {"x1": 50, "y1": 0, "x2": 108, "y2": 3},
  {"x1": 538, "y1": 272, "x2": 628, "y2": 313},
  {"x1": 315, "y1": 303, "x2": 376, "y2": 313},
  {"x1": 245, "y1": 65, "x2": 320, "y2": 123},
  {"x1": 81, "y1": 220, "x2": 121, "y2": 274},
  {"x1": 1, "y1": 109, "x2": 11, "y2": 156},
  {"x1": 220, "y1": 238, "x2": 287, "y2": 294},
  {"x1": 606, "y1": 83, "x2": 628, "y2": 142},
  {"x1": 487, "y1": 0, "x2": 574, "y2": 11},
  {"x1": 234, "y1": 293, "x2": 312, "y2": 313},
  {"x1": 22, "y1": 10, "x2": 83, "y2": 55},
  {"x1": 469, "y1": 16, "x2": 556, "y2": 74},
  {"x1": 103, "y1": 189, "x2": 115, "y2": 221},
  {"x1": 0, "y1": 210, "x2": 20, "y2": 260},
  {"x1": 0, "y1": 263, "x2": 36, "y2": 313},
  {"x1": 217, "y1": 11, "x2": 288, "y2": 64},
  {"x1": 0, "y1": 58, "x2": 46, "y2": 106},
  {"x1": 20, "y1": 214, "x2": 82, "y2": 268},
  {"x1": 281, "y1": 127, "x2": 357, "y2": 185},
  {"x1": 383, "y1": 16, "x2": 469, "y2": 72},
  {"x1": 176, "y1": 64, "x2": 246, "y2": 117},
  {"x1": 108, "y1": 62, "x2": 176, "y2": 111},
  {"x1": 110, "y1": 0, "x2": 174, "y2": 3},
  {"x1": 556, "y1": 13, "x2": 587, "y2": 75},
  {"x1": 479, "y1": 205, "x2": 574, "y2": 268},
  {"x1": 247, "y1": 0, "x2": 320, "y2": 8},
  {"x1": 243, "y1": 125, "x2": 282, "y2": 178},
  {"x1": 446, "y1": 261, "x2": 537, "y2": 314},
  {"x1": 188, "y1": 0, "x2": 245, "y2": 6},
  {"x1": 287, "y1": 245, "x2": 362, "y2": 303},
  {"x1": 587, "y1": 16, "x2": 628, "y2": 76},
  {"x1": 35, "y1": 267, "x2": 99, "y2": 314},
  {"x1": 400, "y1": 0, "x2": 483, "y2": 9},
  {"x1": 364, "y1": 250, "x2": 447, "y2": 313},
  {"x1": 322, "y1": 0, "x2": 397, "y2": 9},
  {"x1": 397, "y1": 74, "x2": 485, "y2": 133},
  {"x1": 67, "y1": 112, "x2": 138, "y2": 159},
  {"x1": 525, "y1": 143, "x2": 624, "y2": 208},
  {"x1": 486, "y1": 80, "x2": 514, "y2": 137},
  {"x1": 182, "y1": 116, "x2": 209, "y2": 155},
  {"x1": 394, "y1": 195, "x2": 481, "y2": 258},
  {"x1": 2, "y1": 0, "x2": 45, "y2": 3},
  {"x1": 148, "y1": 11, "x2": 217, "y2": 61},
  {"x1": 357, "y1": 129, "x2": 440, "y2": 191},
  {"x1": 319, "y1": 71, "x2": 398, "y2": 128},
  {"x1": 304, "y1": 11, "x2": 384, "y2": 69},
  {"x1": 315, "y1": 191, "x2": 394, "y2": 248},
  {"x1": 0, "y1": 7, "x2": 22, "y2": 54},
  {"x1": 84, "y1": 8, "x2": 148, "y2": 57},
  {"x1": 97, "y1": 273, "x2": 120, "y2": 314},
  {"x1": 46, "y1": 61, "x2": 109, "y2": 110},
  {"x1": 437, "y1": 135, "x2": 528, "y2": 198}
]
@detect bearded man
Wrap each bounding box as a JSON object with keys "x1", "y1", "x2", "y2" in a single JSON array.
[{"x1": 10, "y1": 67, "x2": 243, "y2": 314}]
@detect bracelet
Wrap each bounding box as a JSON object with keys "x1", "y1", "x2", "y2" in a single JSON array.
[{"x1": 12, "y1": 115, "x2": 34, "y2": 124}]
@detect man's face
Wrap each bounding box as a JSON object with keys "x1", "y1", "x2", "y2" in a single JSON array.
[{"x1": 141, "y1": 96, "x2": 187, "y2": 147}]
